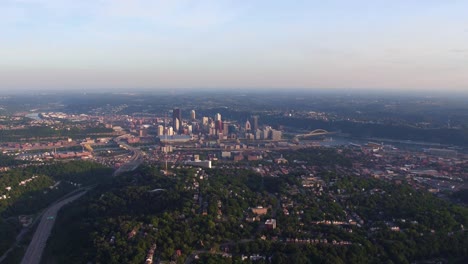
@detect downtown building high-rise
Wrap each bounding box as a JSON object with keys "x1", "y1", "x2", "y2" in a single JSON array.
[
  {"x1": 173, "y1": 108, "x2": 182, "y2": 134},
  {"x1": 252, "y1": 115, "x2": 259, "y2": 131}
]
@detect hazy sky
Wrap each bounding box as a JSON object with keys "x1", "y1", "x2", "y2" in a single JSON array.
[{"x1": 1, "y1": 0, "x2": 467, "y2": 92}]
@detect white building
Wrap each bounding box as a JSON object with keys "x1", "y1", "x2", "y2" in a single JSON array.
[{"x1": 157, "y1": 125, "x2": 164, "y2": 136}]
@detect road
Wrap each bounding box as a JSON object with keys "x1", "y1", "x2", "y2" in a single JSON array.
[
  {"x1": 20, "y1": 190, "x2": 88, "y2": 264},
  {"x1": 113, "y1": 136, "x2": 143, "y2": 176},
  {"x1": 184, "y1": 239, "x2": 254, "y2": 264}
]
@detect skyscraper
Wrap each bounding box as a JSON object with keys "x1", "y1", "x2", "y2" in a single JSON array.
[
  {"x1": 252, "y1": 115, "x2": 259, "y2": 131},
  {"x1": 215, "y1": 120, "x2": 223, "y2": 134},
  {"x1": 190, "y1": 110, "x2": 196, "y2": 120},
  {"x1": 157, "y1": 125, "x2": 164, "y2": 136},
  {"x1": 174, "y1": 118, "x2": 180, "y2": 132},
  {"x1": 202, "y1": 117, "x2": 209, "y2": 125},
  {"x1": 215, "y1": 113, "x2": 222, "y2": 121},
  {"x1": 245, "y1": 120, "x2": 251, "y2": 131},
  {"x1": 173, "y1": 108, "x2": 182, "y2": 133},
  {"x1": 223, "y1": 121, "x2": 230, "y2": 135}
]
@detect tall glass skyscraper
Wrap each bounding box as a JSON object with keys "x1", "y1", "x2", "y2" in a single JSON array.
[{"x1": 173, "y1": 108, "x2": 182, "y2": 133}]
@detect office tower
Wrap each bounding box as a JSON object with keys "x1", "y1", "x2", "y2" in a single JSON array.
[
  {"x1": 192, "y1": 123, "x2": 200, "y2": 133},
  {"x1": 202, "y1": 117, "x2": 209, "y2": 125},
  {"x1": 209, "y1": 125, "x2": 216, "y2": 136},
  {"x1": 190, "y1": 110, "x2": 196, "y2": 120},
  {"x1": 215, "y1": 120, "x2": 223, "y2": 134},
  {"x1": 255, "y1": 129, "x2": 262, "y2": 140},
  {"x1": 252, "y1": 115, "x2": 259, "y2": 131},
  {"x1": 173, "y1": 108, "x2": 182, "y2": 133},
  {"x1": 215, "y1": 113, "x2": 222, "y2": 121},
  {"x1": 223, "y1": 121, "x2": 230, "y2": 134},
  {"x1": 168, "y1": 126, "x2": 174, "y2": 136},
  {"x1": 157, "y1": 125, "x2": 164, "y2": 136},
  {"x1": 174, "y1": 118, "x2": 180, "y2": 132},
  {"x1": 271, "y1": 129, "x2": 282, "y2": 141},
  {"x1": 245, "y1": 120, "x2": 251, "y2": 131},
  {"x1": 262, "y1": 127, "x2": 271, "y2": 140}
]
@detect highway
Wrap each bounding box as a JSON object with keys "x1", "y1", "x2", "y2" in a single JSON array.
[
  {"x1": 113, "y1": 135, "x2": 143, "y2": 176},
  {"x1": 20, "y1": 190, "x2": 88, "y2": 264}
]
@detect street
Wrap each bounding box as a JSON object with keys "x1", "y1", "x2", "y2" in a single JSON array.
[{"x1": 20, "y1": 191, "x2": 88, "y2": 264}]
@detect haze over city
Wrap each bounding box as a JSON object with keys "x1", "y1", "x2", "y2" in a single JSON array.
[
  {"x1": 1, "y1": 0, "x2": 468, "y2": 92},
  {"x1": 1, "y1": 1, "x2": 468, "y2": 263}
]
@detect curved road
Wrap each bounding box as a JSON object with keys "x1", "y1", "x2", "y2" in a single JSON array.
[
  {"x1": 20, "y1": 190, "x2": 88, "y2": 264},
  {"x1": 113, "y1": 136, "x2": 143, "y2": 176}
]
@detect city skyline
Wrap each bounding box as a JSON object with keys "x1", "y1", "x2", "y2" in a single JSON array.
[{"x1": 1, "y1": 0, "x2": 468, "y2": 92}]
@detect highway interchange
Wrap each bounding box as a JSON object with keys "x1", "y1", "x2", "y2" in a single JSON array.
[{"x1": 112, "y1": 135, "x2": 144, "y2": 176}]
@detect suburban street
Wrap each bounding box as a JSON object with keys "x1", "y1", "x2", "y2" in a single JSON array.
[{"x1": 20, "y1": 190, "x2": 88, "y2": 264}]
